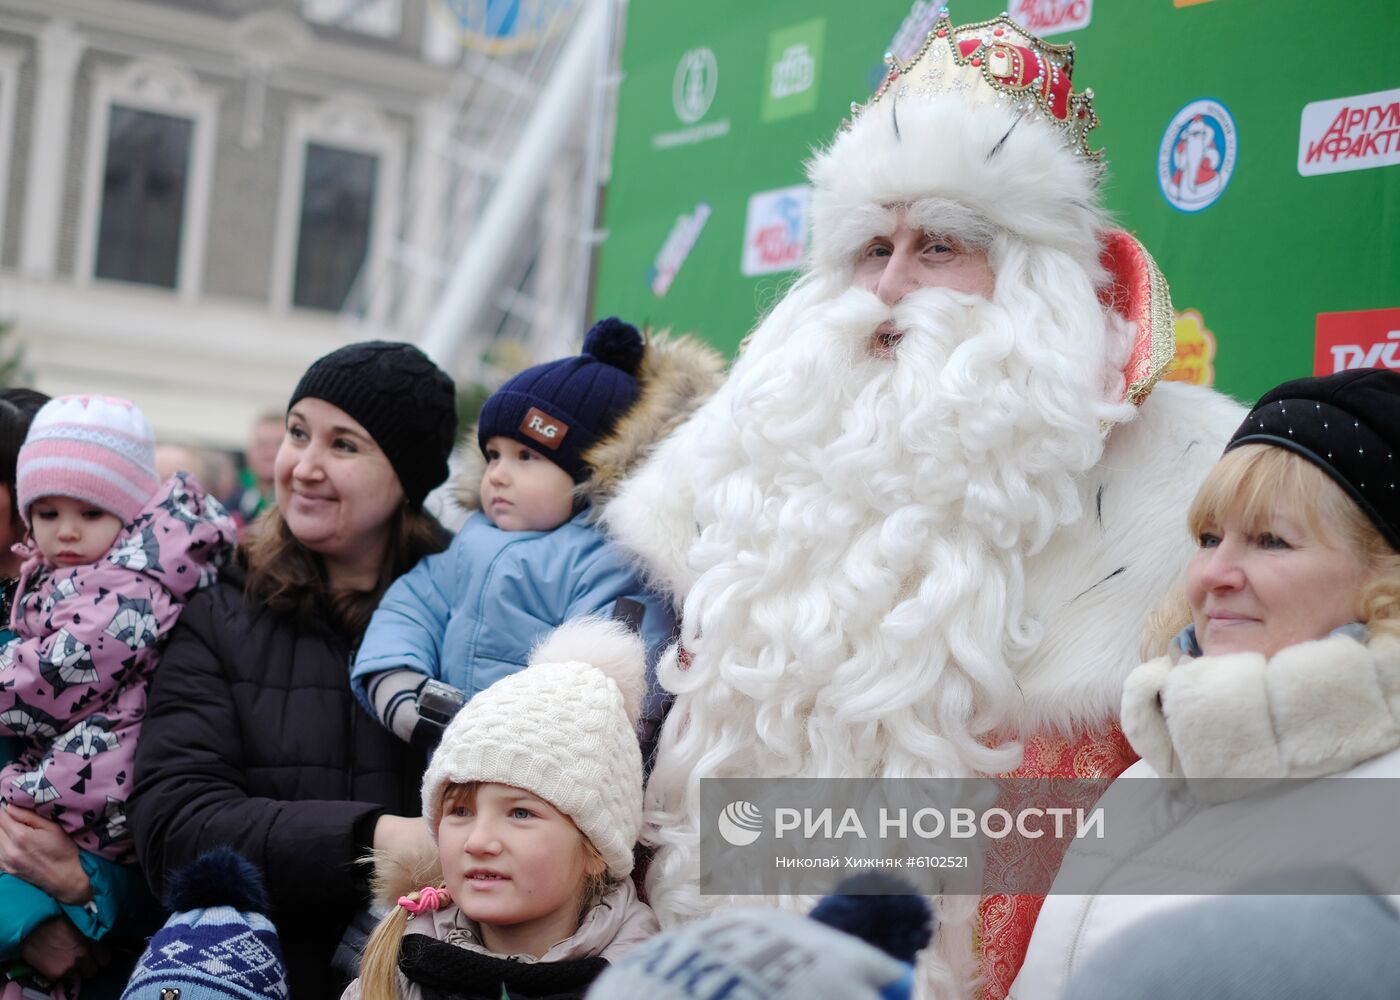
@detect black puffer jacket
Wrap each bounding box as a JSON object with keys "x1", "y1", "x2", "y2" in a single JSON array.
[{"x1": 129, "y1": 566, "x2": 425, "y2": 999}]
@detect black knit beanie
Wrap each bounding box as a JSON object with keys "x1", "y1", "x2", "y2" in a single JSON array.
[
  {"x1": 289, "y1": 341, "x2": 457, "y2": 507},
  {"x1": 1226, "y1": 367, "x2": 1400, "y2": 551}
]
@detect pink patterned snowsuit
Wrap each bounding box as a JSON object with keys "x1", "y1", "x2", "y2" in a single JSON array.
[{"x1": 0, "y1": 473, "x2": 235, "y2": 863}]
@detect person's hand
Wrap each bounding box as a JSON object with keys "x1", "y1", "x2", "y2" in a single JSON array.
[
  {"x1": 20, "y1": 916, "x2": 92, "y2": 983},
  {"x1": 0, "y1": 804, "x2": 92, "y2": 905}
]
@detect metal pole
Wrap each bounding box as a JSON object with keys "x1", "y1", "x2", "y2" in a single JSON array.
[{"x1": 419, "y1": 0, "x2": 607, "y2": 371}]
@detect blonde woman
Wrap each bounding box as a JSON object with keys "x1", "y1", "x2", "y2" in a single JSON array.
[{"x1": 1013, "y1": 369, "x2": 1400, "y2": 1000}]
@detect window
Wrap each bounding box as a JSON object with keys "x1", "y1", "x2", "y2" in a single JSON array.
[
  {"x1": 94, "y1": 106, "x2": 192, "y2": 288},
  {"x1": 0, "y1": 47, "x2": 21, "y2": 261},
  {"x1": 76, "y1": 60, "x2": 218, "y2": 297},
  {"x1": 292, "y1": 143, "x2": 378, "y2": 311},
  {"x1": 271, "y1": 97, "x2": 403, "y2": 320}
]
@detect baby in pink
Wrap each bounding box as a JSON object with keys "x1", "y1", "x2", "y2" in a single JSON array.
[{"x1": 1, "y1": 396, "x2": 234, "y2": 864}]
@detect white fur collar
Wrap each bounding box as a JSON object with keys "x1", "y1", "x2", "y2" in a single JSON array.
[{"x1": 1122, "y1": 632, "x2": 1400, "y2": 784}]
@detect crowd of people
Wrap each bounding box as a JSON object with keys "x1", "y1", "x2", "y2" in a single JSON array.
[{"x1": 2, "y1": 9, "x2": 1398, "y2": 1000}]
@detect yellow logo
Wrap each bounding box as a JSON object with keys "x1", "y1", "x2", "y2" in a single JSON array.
[{"x1": 1166, "y1": 309, "x2": 1217, "y2": 386}]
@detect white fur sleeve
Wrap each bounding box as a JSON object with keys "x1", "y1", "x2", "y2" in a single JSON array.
[{"x1": 601, "y1": 403, "x2": 708, "y2": 602}]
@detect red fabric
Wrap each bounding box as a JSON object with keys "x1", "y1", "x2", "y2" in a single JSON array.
[
  {"x1": 1097, "y1": 229, "x2": 1161, "y2": 406},
  {"x1": 977, "y1": 723, "x2": 1138, "y2": 1000},
  {"x1": 956, "y1": 37, "x2": 1072, "y2": 121}
]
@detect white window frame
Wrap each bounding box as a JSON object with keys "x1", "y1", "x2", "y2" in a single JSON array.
[
  {"x1": 0, "y1": 45, "x2": 25, "y2": 264},
  {"x1": 74, "y1": 58, "x2": 219, "y2": 300},
  {"x1": 270, "y1": 96, "x2": 404, "y2": 322}
]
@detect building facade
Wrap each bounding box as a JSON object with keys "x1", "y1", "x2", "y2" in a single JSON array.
[{"x1": 0, "y1": 0, "x2": 595, "y2": 448}]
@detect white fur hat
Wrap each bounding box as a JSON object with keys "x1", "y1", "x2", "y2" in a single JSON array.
[
  {"x1": 806, "y1": 10, "x2": 1108, "y2": 281},
  {"x1": 420, "y1": 617, "x2": 647, "y2": 879}
]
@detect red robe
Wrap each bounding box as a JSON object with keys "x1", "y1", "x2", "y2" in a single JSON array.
[{"x1": 978, "y1": 723, "x2": 1138, "y2": 999}]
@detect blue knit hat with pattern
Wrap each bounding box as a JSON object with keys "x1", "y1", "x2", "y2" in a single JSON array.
[
  {"x1": 477, "y1": 318, "x2": 644, "y2": 482},
  {"x1": 121, "y1": 848, "x2": 288, "y2": 1000}
]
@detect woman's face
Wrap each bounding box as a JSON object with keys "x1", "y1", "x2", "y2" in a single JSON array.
[
  {"x1": 1187, "y1": 496, "x2": 1367, "y2": 658},
  {"x1": 274, "y1": 399, "x2": 404, "y2": 579}
]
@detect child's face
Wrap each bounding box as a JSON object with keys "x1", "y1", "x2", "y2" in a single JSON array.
[
  {"x1": 480, "y1": 437, "x2": 575, "y2": 532},
  {"x1": 30, "y1": 496, "x2": 123, "y2": 567},
  {"x1": 438, "y1": 782, "x2": 602, "y2": 952}
]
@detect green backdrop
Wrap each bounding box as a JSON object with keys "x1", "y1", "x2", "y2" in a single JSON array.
[{"x1": 592, "y1": 0, "x2": 1400, "y2": 403}]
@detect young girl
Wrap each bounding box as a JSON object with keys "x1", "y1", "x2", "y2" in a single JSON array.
[
  {"x1": 0, "y1": 395, "x2": 235, "y2": 969},
  {"x1": 346, "y1": 617, "x2": 659, "y2": 1000}
]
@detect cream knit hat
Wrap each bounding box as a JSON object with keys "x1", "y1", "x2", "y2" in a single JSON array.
[{"x1": 421, "y1": 617, "x2": 647, "y2": 879}]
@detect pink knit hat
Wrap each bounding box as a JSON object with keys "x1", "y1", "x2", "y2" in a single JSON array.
[{"x1": 17, "y1": 395, "x2": 159, "y2": 526}]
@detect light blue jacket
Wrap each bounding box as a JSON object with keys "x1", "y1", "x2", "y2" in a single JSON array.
[{"x1": 352, "y1": 509, "x2": 674, "y2": 732}]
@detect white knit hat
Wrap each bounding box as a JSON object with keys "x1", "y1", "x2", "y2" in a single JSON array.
[
  {"x1": 420, "y1": 617, "x2": 647, "y2": 879},
  {"x1": 17, "y1": 394, "x2": 159, "y2": 525}
]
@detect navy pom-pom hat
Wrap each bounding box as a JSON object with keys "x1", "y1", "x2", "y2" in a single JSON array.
[
  {"x1": 1226, "y1": 368, "x2": 1400, "y2": 552},
  {"x1": 477, "y1": 317, "x2": 645, "y2": 482},
  {"x1": 121, "y1": 847, "x2": 288, "y2": 1000}
]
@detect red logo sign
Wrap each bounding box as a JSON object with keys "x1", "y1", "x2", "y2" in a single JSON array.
[
  {"x1": 1314, "y1": 307, "x2": 1400, "y2": 375},
  {"x1": 1011, "y1": 0, "x2": 1092, "y2": 33},
  {"x1": 1298, "y1": 89, "x2": 1400, "y2": 177}
]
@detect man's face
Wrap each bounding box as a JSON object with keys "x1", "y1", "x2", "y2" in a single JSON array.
[{"x1": 852, "y1": 210, "x2": 995, "y2": 306}]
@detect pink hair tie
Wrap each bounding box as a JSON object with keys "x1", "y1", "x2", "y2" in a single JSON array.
[{"x1": 397, "y1": 886, "x2": 449, "y2": 916}]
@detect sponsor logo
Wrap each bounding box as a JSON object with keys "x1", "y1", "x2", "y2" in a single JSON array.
[
  {"x1": 519, "y1": 407, "x2": 566, "y2": 449},
  {"x1": 673, "y1": 47, "x2": 717, "y2": 124},
  {"x1": 652, "y1": 47, "x2": 731, "y2": 150},
  {"x1": 1158, "y1": 98, "x2": 1237, "y2": 213},
  {"x1": 1011, "y1": 0, "x2": 1092, "y2": 34},
  {"x1": 762, "y1": 19, "x2": 825, "y2": 122},
  {"x1": 1173, "y1": 0, "x2": 1215, "y2": 7},
  {"x1": 1298, "y1": 88, "x2": 1400, "y2": 177},
  {"x1": 1314, "y1": 307, "x2": 1400, "y2": 375},
  {"x1": 741, "y1": 185, "x2": 809, "y2": 276},
  {"x1": 1166, "y1": 309, "x2": 1217, "y2": 387},
  {"x1": 649, "y1": 202, "x2": 712, "y2": 297},
  {"x1": 718, "y1": 800, "x2": 765, "y2": 846}
]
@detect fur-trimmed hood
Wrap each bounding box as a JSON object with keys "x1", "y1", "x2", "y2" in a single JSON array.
[{"x1": 453, "y1": 330, "x2": 725, "y2": 518}]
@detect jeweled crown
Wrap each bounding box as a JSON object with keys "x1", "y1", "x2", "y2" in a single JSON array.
[{"x1": 855, "y1": 6, "x2": 1102, "y2": 163}]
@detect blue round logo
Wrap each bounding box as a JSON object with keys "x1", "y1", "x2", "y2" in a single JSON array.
[{"x1": 1158, "y1": 99, "x2": 1238, "y2": 213}]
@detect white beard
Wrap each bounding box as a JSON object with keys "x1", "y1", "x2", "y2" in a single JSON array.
[{"x1": 642, "y1": 253, "x2": 1135, "y2": 995}]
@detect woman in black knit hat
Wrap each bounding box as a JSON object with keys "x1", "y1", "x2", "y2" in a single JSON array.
[{"x1": 129, "y1": 342, "x2": 458, "y2": 1000}]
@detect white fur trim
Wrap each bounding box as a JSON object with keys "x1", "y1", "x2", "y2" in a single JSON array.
[
  {"x1": 1123, "y1": 634, "x2": 1400, "y2": 789},
  {"x1": 1120, "y1": 656, "x2": 1174, "y2": 775},
  {"x1": 1009, "y1": 381, "x2": 1246, "y2": 737},
  {"x1": 1165, "y1": 652, "x2": 1284, "y2": 783},
  {"x1": 530, "y1": 616, "x2": 647, "y2": 726},
  {"x1": 808, "y1": 100, "x2": 1107, "y2": 280}
]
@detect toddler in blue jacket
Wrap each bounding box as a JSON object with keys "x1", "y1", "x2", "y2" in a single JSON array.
[{"x1": 352, "y1": 319, "x2": 687, "y2": 753}]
